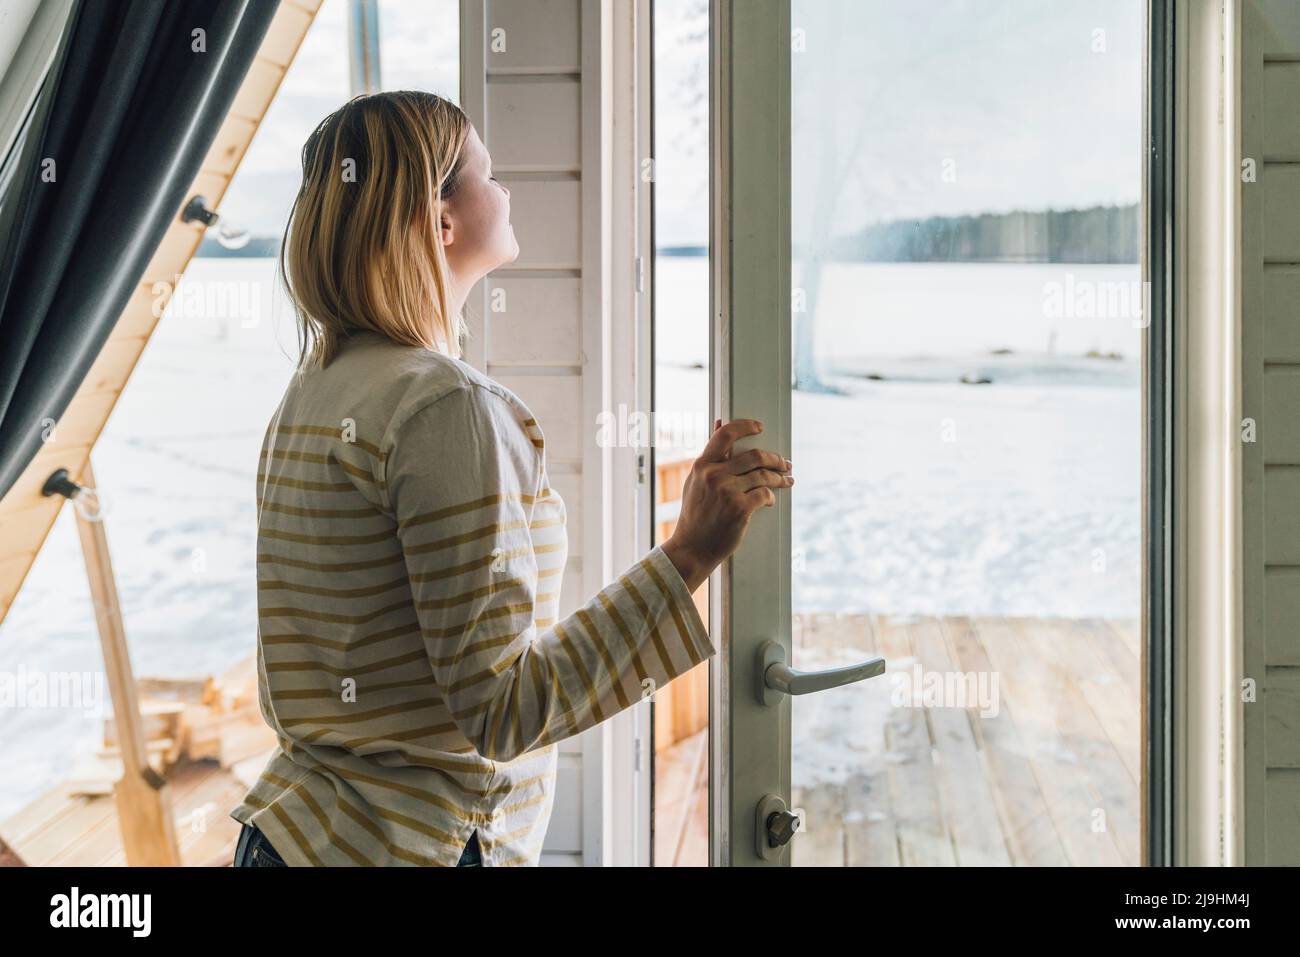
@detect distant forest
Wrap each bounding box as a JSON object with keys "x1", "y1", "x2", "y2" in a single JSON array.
[
  {"x1": 654, "y1": 203, "x2": 1140, "y2": 265},
  {"x1": 821, "y1": 203, "x2": 1139, "y2": 264},
  {"x1": 203, "y1": 203, "x2": 1140, "y2": 264}
]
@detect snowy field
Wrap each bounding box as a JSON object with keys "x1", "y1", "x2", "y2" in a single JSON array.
[
  {"x1": 653, "y1": 358, "x2": 1141, "y2": 619},
  {"x1": 0, "y1": 257, "x2": 1140, "y2": 820},
  {"x1": 654, "y1": 257, "x2": 1141, "y2": 619}
]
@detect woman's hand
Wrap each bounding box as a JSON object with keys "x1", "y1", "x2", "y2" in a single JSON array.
[{"x1": 661, "y1": 418, "x2": 793, "y2": 592}]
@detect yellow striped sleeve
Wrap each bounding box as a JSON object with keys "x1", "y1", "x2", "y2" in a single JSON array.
[{"x1": 383, "y1": 383, "x2": 715, "y2": 762}]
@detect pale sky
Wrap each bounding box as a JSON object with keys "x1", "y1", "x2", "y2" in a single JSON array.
[
  {"x1": 221, "y1": 0, "x2": 458, "y2": 237},
  {"x1": 655, "y1": 0, "x2": 1144, "y2": 246},
  {"x1": 222, "y1": 0, "x2": 1143, "y2": 248}
]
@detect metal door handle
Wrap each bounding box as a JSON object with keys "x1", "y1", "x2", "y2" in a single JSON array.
[{"x1": 757, "y1": 640, "x2": 886, "y2": 706}]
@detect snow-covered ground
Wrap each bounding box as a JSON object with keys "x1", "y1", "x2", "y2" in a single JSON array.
[
  {"x1": 654, "y1": 258, "x2": 1141, "y2": 618},
  {"x1": 0, "y1": 257, "x2": 1140, "y2": 821}
]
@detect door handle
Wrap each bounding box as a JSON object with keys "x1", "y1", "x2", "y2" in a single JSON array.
[{"x1": 757, "y1": 640, "x2": 886, "y2": 706}]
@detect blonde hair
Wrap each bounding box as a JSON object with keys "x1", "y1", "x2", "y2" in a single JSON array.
[{"x1": 279, "y1": 91, "x2": 472, "y2": 369}]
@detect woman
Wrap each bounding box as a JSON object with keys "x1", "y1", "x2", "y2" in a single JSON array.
[{"x1": 229, "y1": 91, "x2": 793, "y2": 867}]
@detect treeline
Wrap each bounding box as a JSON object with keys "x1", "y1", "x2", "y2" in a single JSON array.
[
  {"x1": 818, "y1": 203, "x2": 1139, "y2": 264},
  {"x1": 206, "y1": 204, "x2": 1140, "y2": 264}
]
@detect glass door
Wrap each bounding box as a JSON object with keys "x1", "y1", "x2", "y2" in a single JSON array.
[{"x1": 710, "y1": 0, "x2": 1148, "y2": 866}]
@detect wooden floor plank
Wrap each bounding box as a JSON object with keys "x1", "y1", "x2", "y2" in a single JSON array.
[
  {"x1": 654, "y1": 727, "x2": 705, "y2": 866},
  {"x1": 1009, "y1": 615, "x2": 1136, "y2": 865},
  {"x1": 45, "y1": 757, "x2": 215, "y2": 866},
  {"x1": 1050, "y1": 619, "x2": 1142, "y2": 788},
  {"x1": 2, "y1": 782, "x2": 87, "y2": 848},
  {"x1": 909, "y1": 616, "x2": 1008, "y2": 868},
  {"x1": 676, "y1": 754, "x2": 709, "y2": 868},
  {"x1": 6, "y1": 758, "x2": 234, "y2": 866},
  {"x1": 906, "y1": 617, "x2": 1012, "y2": 866},
  {"x1": 1108, "y1": 618, "x2": 1142, "y2": 660},
  {"x1": 13, "y1": 794, "x2": 120, "y2": 866},
  {"x1": 791, "y1": 781, "x2": 845, "y2": 865},
  {"x1": 940, "y1": 617, "x2": 1068, "y2": 865},
  {"x1": 796, "y1": 613, "x2": 899, "y2": 866},
  {"x1": 1086, "y1": 617, "x2": 1141, "y2": 697},
  {"x1": 789, "y1": 657, "x2": 847, "y2": 865},
  {"x1": 1019, "y1": 617, "x2": 1140, "y2": 865},
  {"x1": 791, "y1": 612, "x2": 885, "y2": 866},
  {"x1": 841, "y1": 616, "x2": 899, "y2": 867},
  {"x1": 876, "y1": 616, "x2": 956, "y2": 866},
  {"x1": 843, "y1": 770, "x2": 900, "y2": 866},
  {"x1": 972, "y1": 618, "x2": 1127, "y2": 866}
]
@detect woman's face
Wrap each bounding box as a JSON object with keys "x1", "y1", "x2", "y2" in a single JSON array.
[{"x1": 439, "y1": 125, "x2": 518, "y2": 286}]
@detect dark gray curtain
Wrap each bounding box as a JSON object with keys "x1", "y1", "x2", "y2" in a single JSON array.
[{"x1": 0, "y1": 0, "x2": 280, "y2": 502}]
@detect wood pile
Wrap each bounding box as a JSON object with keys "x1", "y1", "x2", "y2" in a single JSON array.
[{"x1": 65, "y1": 655, "x2": 276, "y2": 797}]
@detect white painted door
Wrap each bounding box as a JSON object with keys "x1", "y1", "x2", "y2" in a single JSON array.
[{"x1": 708, "y1": 0, "x2": 1154, "y2": 867}]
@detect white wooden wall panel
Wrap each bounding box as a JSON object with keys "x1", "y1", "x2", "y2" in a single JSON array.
[
  {"x1": 1263, "y1": 472, "x2": 1300, "y2": 563},
  {"x1": 1242, "y1": 0, "x2": 1300, "y2": 866},
  {"x1": 487, "y1": 82, "x2": 582, "y2": 168},
  {"x1": 1265, "y1": 570, "x2": 1300, "y2": 664},
  {"x1": 487, "y1": 277, "x2": 584, "y2": 365},
  {"x1": 460, "y1": 0, "x2": 620, "y2": 867},
  {"x1": 504, "y1": 180, "x2": 584, "y2": 267},
  {"x1": 548, "y1": 762, "x2": 584, "y2": 847},
  {"x1": 1262, "y1": 64, "x2": 1300, "y2": 156},
  {"x1": 483, "y1": 0, "x2": 581, "y2": 71},
  {"x1": 1263, "y1": 377, "x2": 1300, "y2": 461},
  {"x1": 1262, "y1": 168, "x2": 1300, "y2": 256},
  {"x1": 1264, "y1": 273, "x2": 1300, "y2": 356}
]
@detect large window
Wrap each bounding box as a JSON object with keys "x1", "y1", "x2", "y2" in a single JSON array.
[{"x1": 0, "y1": 0, "x2": 459, "y2": 825}]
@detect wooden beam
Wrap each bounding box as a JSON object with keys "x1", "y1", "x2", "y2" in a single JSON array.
[{"x1": 73, "y1": 459, "x2": 180, "y2": 867}]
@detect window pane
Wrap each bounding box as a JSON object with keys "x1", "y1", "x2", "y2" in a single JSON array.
[{"x1": 789, "y1": 0, "x2": 1144, "y2": 867}]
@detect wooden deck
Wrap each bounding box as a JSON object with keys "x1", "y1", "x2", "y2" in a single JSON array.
[
  {"x1": 5, "y1": 613, "x2": 1139, "y2": 866},
  {"x1": 655, "y1": 614, "x2": 1141, "y2": 867},
  {"x1": 1, "y1": 757, "x2": 255, "y2": 867}
]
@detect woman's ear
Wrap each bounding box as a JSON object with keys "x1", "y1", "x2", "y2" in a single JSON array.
[{"x1": 439, "y1": 208, "x2": 455, "y2": 249}]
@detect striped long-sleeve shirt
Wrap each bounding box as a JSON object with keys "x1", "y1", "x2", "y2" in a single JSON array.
[{"x1": 229, "y1": 328, "x2": 715, "y2": 866}]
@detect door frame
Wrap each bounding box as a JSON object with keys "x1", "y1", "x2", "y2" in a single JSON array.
[
  {"x1": 1172, "y1": 0, "x2": 1247, "y2": 867},
  {"x1": 706, "y1": 0, "x2": 792, "y2": 867},
  {"x1": 1146, "y1": 0, "x2": 1175, "y2": 868},
  {"x1": 608, "y1": 0, "x2": 658, "y2": 866}
]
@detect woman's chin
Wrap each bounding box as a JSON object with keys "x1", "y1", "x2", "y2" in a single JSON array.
[{"x1": 487, "y1": 247, "x2": 519, "y2": 275}]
